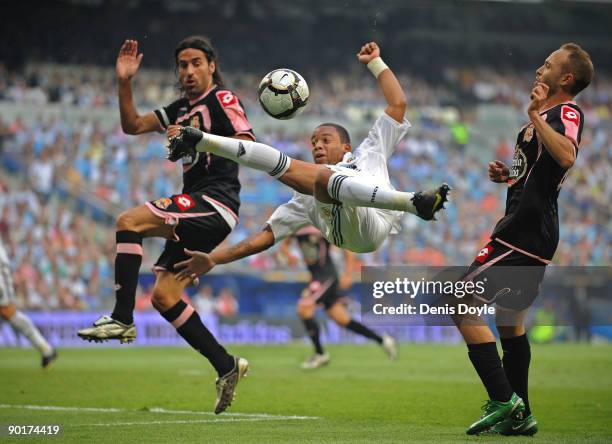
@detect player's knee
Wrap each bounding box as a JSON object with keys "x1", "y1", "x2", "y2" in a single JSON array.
[
  {"x1": 0, "y1": 304, "x2": 15, "y2": 320},
  {"x1": 151, "y1": 288, "x2": 172, "y2": 312},
  {"x1": 326, "y1": 308, "x2": 349, "y2": 327},
  {"x1": 116, "y1": 210, "x2": 139, "y2": 232},
  {"x1": 496, "y1": 325, "x2": 525, "y2": 338},
  {"x1": 331, "y1": 316, "x2": 348, "y2": 327},
  {"x1": 296, "y1": 302, "x2": 311, "y2": 319}
]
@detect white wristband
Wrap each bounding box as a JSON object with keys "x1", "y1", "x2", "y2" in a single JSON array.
[{"x1": 367, "y1": 57, "x2": 389, "y2": 78}]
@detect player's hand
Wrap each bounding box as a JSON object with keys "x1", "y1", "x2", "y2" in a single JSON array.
[
  {"x1": 488, "y1": 160, "x2": 510, "y2": 183},
  {"x1": 166, "y1": 126, "x2": 201, "y2": 162},
  {"x1": 166, "y1": 125, "x2": 182, "y2": 141},
  {"x1": 175, "y1": 249, "x2": 217, "y2": 280},
  {"x1": 527, "y1": 82, "x2": 549, "y2": 119},
  {"x1": 285, "y1": 253, "x2": 299, "y2": 268},
  {"x1": 357, "y1": 42, "x2": 381, "y2": 64},
  {"x1": 116, "y1": 39, "x2": 143, "y2": 81},
  {"x1": 339, "y1": 273, "x2": 353, "y2": 290}
]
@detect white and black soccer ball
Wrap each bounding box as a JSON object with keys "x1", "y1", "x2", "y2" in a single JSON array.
[{"x1": 258, "y1": 68, "x2": 309, "y2": 120}]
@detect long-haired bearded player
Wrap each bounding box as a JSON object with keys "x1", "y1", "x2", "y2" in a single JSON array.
[{"x1": 78, "y1": 36, "x2": 253, "y2": 414}]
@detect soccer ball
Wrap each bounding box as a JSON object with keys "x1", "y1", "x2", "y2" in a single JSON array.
[{"x1": 258, "y1": 68, "x2": 309, "y2": 120}]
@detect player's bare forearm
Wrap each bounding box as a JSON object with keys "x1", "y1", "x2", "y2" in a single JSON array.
[
  {"x1": 175, "y1": 227, "x2": 276, "y2": 279},
  {"x1": 117, "y1": 79, "x2": 159, "y2": 135},
  {"x1": 118, "y1": 79, "x2": 142, "y2": 134},
  {"x1": 530, "y1": 112, "x2": 576, "y2": 169},
  {"x1": 211, "y1": 226, "x2": 276, "y2": 265},
  {"x1": 377, "y1": 69, "x2": 407, "y2": 124},
  {"x1": 357, "y1": 42, "x2": 406, "y2": 123},
  {"x1": 527, "y1": 81, "x2": 575, "y2": 169}
]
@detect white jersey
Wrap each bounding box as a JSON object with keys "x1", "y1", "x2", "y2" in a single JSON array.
[
  {"x1": 0, "y1": 240, "x2": 15, "y2": 305},
  {"x1": 0, "y1": 240, "x2": 9, "y2": 267},
  {"x1": 267, "y1": 113, "x2": 410, "y2": 252}
]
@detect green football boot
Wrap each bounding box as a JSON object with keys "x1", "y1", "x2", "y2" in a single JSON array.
[
  {"x1": 488, "y1": 411, "x2": 538, "y2": 436},
  {"x1": 466, "y1": 392, "x2": 525, "y2": 435}
]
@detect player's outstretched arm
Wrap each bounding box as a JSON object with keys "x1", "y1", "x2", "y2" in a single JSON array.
[
  {"x1": 116, "y1": 39, "x2": 160, "y2": 135},
  {"x1": 175, "y1": 226, "x2": 276, "y2": 279},
  {"x1": 357, "y1": 42, "x2": 407, "y2": 123}
]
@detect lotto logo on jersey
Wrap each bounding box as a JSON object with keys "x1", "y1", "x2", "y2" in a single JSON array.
[
  {"x1": 216, "y1": 91, "x2": 238, "y2": 108},
  {"x1": 474, "y1": 245, "x2": 493, "y2": 264},
  {"x1": 173, "y1": 194, "x2": 196, "y2": 212},
  {"x1": 561, "y1": 105, "x2": 580, "y2": 126}
]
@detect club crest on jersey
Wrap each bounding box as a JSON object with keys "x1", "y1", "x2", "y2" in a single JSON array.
[
  {"x1": 190, "y1": 114, "x2": 201, "y2": 129},
  {"x1": 173, "y1": 194, "x2": 196, "y2": 212},
  {"x1": 153, "y1": 197, "x2": 172, "y2": 210},
  {"x1": 523, "y1": 126, "x2": 534, "y2": 143},
  {"x1": 507, "y1": 148, "x2": 527, "y2": 187},
  {"x1": 475, "y1": 245, "x2": 493, "y2": 263}
]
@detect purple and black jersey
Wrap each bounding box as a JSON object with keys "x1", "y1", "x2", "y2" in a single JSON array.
[
  {"x1": 492, "y1": 102, "x2": 584, "y2": 262},
  {"x1": 153, "y1": 86, "x2": 255, "y2": 218}
]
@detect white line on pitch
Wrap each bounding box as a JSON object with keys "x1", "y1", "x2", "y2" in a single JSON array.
[
  {"x1": 0, "y1": 404, "x2": 319, "y2": 420},
  {"x1": 80, "y1": 417, "x2": 313, "y2": 427}
]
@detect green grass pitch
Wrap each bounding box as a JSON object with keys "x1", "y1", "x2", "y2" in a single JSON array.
[{"x1": 1, "y1": 344, "x2": 611, "y2": 443}]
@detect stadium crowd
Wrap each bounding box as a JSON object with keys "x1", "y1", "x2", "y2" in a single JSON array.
[{"x1": 0, "y1": 64, "x2": 610, "y2": 310}]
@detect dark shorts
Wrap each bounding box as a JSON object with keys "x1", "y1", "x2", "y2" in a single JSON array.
[
  {"x1": 145, "y1": 193, "x2": 233, "y2": 272},
  {"x1": 463, "y1": 240, "x2": 547, "y2": 311},
  {"x1": 298, "y1": 277, "x2": 344, "y2": 310}
]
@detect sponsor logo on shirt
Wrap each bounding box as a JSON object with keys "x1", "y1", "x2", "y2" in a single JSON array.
[
  {"x1": 475, "y1": 245, "x2": 493, "y2": 263},
  {"x1": 561, "y1": 105, "x2": 580, "y2": 126},
  {"x1": 216, "y1": 91, "x2": 238, "y2": 108},
  {"x1": 173, "y1": 194, "x2": 196, "y2": 212}
]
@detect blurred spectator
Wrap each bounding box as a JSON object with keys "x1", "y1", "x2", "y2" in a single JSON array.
[
  {"x1": 216, "y1": 288, "x2": 239, "y2": 318},
  {"x1": 193, "y1": 285, "x2": 216, "y2": 316}
]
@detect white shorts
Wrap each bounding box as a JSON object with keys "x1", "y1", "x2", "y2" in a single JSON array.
[
  {"x1": 316, "y1": 167, "x2": 396, "y2": 253},
  {"x1": 0, "y1": 259, "x2": 15, "y2": 306}
]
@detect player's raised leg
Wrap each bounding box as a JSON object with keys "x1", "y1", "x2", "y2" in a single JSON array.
[
  {"x1": 316, "y1": 167, "x2": 449, "y2": 220},
  {"x1": 170, "y1": 129, "x2": 449, "y2": 220}
]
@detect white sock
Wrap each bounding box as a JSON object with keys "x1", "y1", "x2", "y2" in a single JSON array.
[
  {"x1": 328, "y1": 173, "x2": 417, "y2": 214},
  {"x1": 9, "y1": 311, "x2": 53, "y2": 357},
  {"x1": 196, "y1": 133, "x2": 291, "y2": 178}
]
